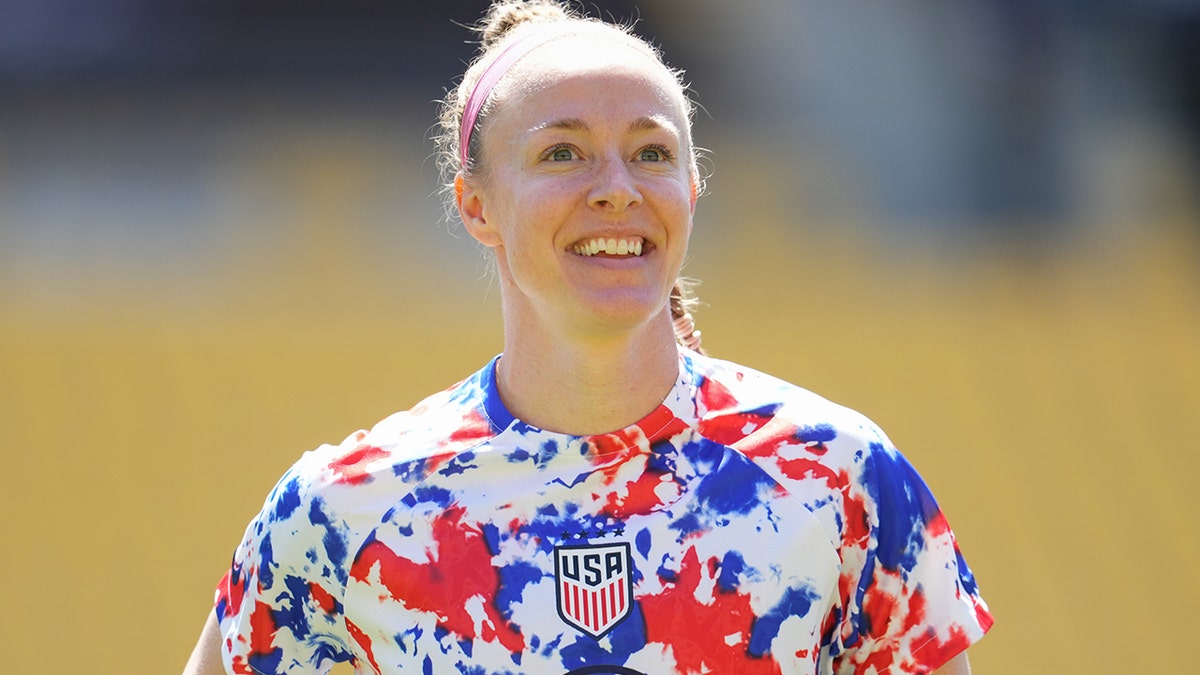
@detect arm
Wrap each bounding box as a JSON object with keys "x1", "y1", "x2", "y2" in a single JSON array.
[
  {"x1": 931, "y1": 651, "x2": 971, "y2": 675},
  {"x1": 182, "y1": 611, "x2": 226, "y2": 675}
]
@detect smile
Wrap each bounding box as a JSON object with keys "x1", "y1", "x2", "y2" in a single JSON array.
[{"x1": 571, "y1": 237, "x2": 645, "y2": 257}]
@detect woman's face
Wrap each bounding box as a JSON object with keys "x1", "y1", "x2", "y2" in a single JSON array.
[{"x1": 458, "y1": 37, "x2": 696, "y2": 342}]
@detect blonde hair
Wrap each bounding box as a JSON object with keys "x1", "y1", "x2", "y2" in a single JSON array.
[
  {"x1": 670, "y1": 278, "x2": 705, "y2": 355},
  {"x1": 435, "y1": 0, "x2": 697, "y2": 191}
]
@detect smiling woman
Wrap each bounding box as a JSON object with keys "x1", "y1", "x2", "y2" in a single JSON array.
[
  {"x1": 182, "y1": 2, "x2": 992, "y2": 674},
  {"x1": 455, "y1": 46, "x2": 698, "y2": 425},
  {"x1": 450, "y1": 14, "x2": 703, "y2": 411}
]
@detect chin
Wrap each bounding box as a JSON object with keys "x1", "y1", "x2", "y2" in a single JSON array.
[{"x1": 571, "y1": 287, "x2": 670, "y2": 330}]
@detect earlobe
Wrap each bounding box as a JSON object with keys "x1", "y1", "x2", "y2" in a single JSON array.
[{"x1": 456, "y1": 173, "x2": 501, "y2": 248}]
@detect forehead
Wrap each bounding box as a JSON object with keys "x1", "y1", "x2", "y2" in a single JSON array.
[{"x1": 489, "y1": 32, "x2": 688, "y2": 128}]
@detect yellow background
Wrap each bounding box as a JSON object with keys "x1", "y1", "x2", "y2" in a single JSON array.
[
  {"x1": 0, "y1": 0, "x2": 1195, "y2": 658},
  {"x1": 2, "y1": 128, "x2": 1197, "y2": 674}
]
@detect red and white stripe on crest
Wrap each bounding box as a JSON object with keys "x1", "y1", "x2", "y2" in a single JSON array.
[{"x1": 560, "y1": 575, "x2": 627, "y2": 634}]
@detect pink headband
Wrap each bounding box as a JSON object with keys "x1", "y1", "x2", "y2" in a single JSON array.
[{"x1": 459, "y1": 25, "x2": 576, "y2": 172}]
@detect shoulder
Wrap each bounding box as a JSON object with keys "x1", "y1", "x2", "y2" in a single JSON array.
[
  {"x1": 683, "y1": 355, "x2": 993, "y2": 668},
  {"x1": 216, "y1": 370, "x2": 502, "y2": 672},
  {"x1": 278, "y1": 364, "x2": 499, "y2": 510},
  {"x1": 688, "y1": 352, "x2": 892, "y2": 456},
  {"x1": 245, "y1": 363, "x2": 502, "y2": 573},
  {"x1": 687, "y1": 353, "x2": 915, "y2": 542}
]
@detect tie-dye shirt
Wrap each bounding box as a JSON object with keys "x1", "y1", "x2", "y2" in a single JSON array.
[{"x1": 215, "y1": 349, "x2": 992, "y2": 675}]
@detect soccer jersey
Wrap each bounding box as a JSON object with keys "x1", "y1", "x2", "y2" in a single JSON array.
[{"x1": 215, "y1": 349, "x2": 992, "y2": 674}]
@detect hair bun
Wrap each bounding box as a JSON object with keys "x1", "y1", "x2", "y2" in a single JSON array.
[{"x1": 478, "y1": 0, "x2": 573, "y2": 49}]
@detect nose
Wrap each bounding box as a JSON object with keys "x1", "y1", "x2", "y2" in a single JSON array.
[{"x1": 588, "y1": 156, "x2": 642, "y2": 212}]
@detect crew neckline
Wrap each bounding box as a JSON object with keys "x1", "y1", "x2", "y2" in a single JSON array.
[{"x1": 478, "y1": 349, "x2": 700, "y2": 454}]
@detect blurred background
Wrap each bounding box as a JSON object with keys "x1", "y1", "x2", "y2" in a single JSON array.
[{"x1": 2, "y1": 0, "x2": 1198, "y2": 672}]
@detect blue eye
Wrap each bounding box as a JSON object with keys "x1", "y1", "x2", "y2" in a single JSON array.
[
  {"x1": 547, "y1": 145, "x2": 575, "y2": 162},
  {"x1": 638, "y1": 145, "x2": 673, "y2": 162}
]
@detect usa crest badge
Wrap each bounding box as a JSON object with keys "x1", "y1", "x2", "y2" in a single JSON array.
[{"x1": 554, "y1": 542, "x2": 634, "y2": 638}]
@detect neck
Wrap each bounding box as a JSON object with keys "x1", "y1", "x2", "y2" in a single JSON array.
[{"x1": 495, "y1": 308, "x2": 681, "y2": 436}]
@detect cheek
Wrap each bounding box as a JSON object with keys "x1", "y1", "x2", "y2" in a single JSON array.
[
  {"x1": 507, "y1": 191, "x2": 572, "y2": 243},
  {"x1": 660, "y1": 182, "x2": 696, "y2": 232},
  {"x1": 493, "y1": 216, "x2": 550, "y2": 273}
]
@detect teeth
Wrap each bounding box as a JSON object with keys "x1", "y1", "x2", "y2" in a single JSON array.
[{"x1": 573, "y1": 238, "x2": 645, "y2": 257}]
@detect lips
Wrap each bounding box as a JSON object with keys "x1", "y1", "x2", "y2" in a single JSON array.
[{"x1": 570, "y1": 237, "x2": 645, "y2": 257}]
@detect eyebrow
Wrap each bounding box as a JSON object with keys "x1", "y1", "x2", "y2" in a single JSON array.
[{"x1": 529, "y1": 115, "x2": 679, "y2": 135}]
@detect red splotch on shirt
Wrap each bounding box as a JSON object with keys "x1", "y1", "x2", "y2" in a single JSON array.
[
  {"x1": 248, "y1": 599, "x2": 278, "y2": 656},
  {"x1": 215, "y1": 566, "x2": 248, "y2": 621},
  {"x1": 328, "y1": 444, "x2": 389, "y2": 485},
  {"x1": 590, "y1": 406, "x2": 691, "y2": 459},
  {"x1": 309, "y1": 582, "x2": 337, "y2": 614},
  {"x1": 848, "y1": 573, "x2": 933, "y2": 674},
  {"x1": 696, "y1": 374, "x2": 740, "y2": 418},
  {"x1": 602, "y1": 465, "x2": 674, "y2": 519},
  {"x1": 912, "y1": 623, "x2": 972, "y2": 673},
  {"x1": 349, "y1": 505, "x2": 525, "y2": 654},
  {"x1": 697, "y1": 405, "x2": 776, "y2": 448},
  {"x1": 447, "y1": 408, "x2": 494, "y2": 447},
  {"x1": 345, "y1": 617, "x2": 384, "y2": 675},
  {"x1": 842, "y1": 482, "x2": 871, "y2": 548},
  {"x1": 639, "y1": 547, "x2": 782, "y2": 675},
  {"x1": 593, "y1": 410, "x2": 691, "y2": 517}
]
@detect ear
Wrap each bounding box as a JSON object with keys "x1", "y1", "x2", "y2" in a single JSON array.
[
  {"x1": 689, "y1": 176, "x2": 698, "y2": 214},
  {"x1": 456, "y1": 173, "x2": 502, "y2": 248}
]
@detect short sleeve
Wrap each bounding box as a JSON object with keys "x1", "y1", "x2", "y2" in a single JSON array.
[
  {"x1": 831, "y1": 440, "x2": 993, "y2": 674},
  {"x1": 214, "y1": 448, "x2": 358, "y2": 675}
]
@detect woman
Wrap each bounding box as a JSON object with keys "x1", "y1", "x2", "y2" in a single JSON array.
[{"x1": 184, "y1": 1, "x2": 992, "y2": 673}]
